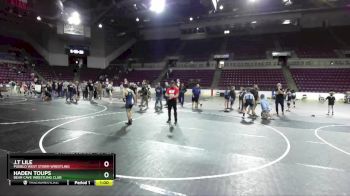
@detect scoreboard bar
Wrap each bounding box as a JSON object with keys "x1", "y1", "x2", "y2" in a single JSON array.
[
  {"x1": 7, "y1": 153, "x2": 116, "y2": 186},
  {"x1": 9, "y1": 180, "x2": 114, "y2": 186}
]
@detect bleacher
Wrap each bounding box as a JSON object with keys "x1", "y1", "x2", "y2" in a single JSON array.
[
  {"x1": 80, "y1": 68, "x2": 102, "y2": 82},
  {"x1": 50, "y1": 66, "x2": 74, "y2": 81},
  {"x1": 291, "y1": 68, "x2": 350, "y2": 92},
  {"x1": 0, "y1": 63, "x2": 32, "y2": 82},
  {"x1": 219, "y1": 69, "x2": 287, "y2": 90}
]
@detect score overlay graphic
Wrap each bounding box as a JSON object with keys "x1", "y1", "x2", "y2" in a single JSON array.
[{"x1": 7, "y1": 153, "x2": 115, "y2": 186}]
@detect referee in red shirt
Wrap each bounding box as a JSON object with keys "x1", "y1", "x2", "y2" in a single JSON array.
[{"x1": 166, "y1": 81, "x2": 179, "y2": 124}]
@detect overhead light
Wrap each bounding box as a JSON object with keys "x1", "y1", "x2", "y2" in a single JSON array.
[
  {"x1": 224, "y1": 30, "x2": 230, "y2": 34},
  {"x1": 98, "y1": 23, "x2": 103, "y2": 28},
  {"x1": 79, "y1": 50, "x2": 84, "y2": 55},
  {"x1": 189, "y1": 17, "x2": 193, "y2": 21},
  {"x1": 67, "y1": 11, "x2": 81, "y2": 25},
  {"x1": 136, "y1": 17, "x2": 140, "y2": 22},
  {"x1": 219, "y1": 5, "x2": 224, "y2": 10},
  {"x1": 282, "y1": 19, "x2": 291, "y2": 24},
  {"x1": 196, "y1": 27, "x2": 200, "y2": 31},
  {"x1": 251, "y1": 21, "x2": 257, "y2": 24},
  {"x1": 150, "y1": 0, "x2": 166, "y2": 14},
  {"x1": 73, "y1": 50, "x2": 79, "y2": 54},
  {"x1": 283, "y1": 0, "x2": 292, "y2": 6},
  {"x1": 36, "y1": 16, "x2": 41, "y2": 21},
  {"x1": 249, "y1": 0, "x2": 257, "y2": 3},
  {"x1": 212, "y1": 0, "x2": 217, "y2": 10}
]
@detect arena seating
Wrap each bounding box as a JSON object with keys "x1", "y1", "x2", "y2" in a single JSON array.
[
  {"x1": 290, "y1": 68, "x2": 350, "y2": 92},
  {"x1": 0, "y1": 63, "x2": 32, "y2": 82},
  {"x1": 219, "y1": 69, "x2": 287, "y2": 90},
  {"x1": 166, "y1": 69, "x2": 215, "y2": 87},
  {"x1": 80, "y1": 68, "x2": 103, "y2": 81},
  {"x1": 33, "y1": 65, "x2": 55, "y2": 81},
  {"x1": 278, "y1": 30, "x2": 338, "y2": 58},
  {"x1": 50, "y1": 66, "x2": 74, "y2": 81}
]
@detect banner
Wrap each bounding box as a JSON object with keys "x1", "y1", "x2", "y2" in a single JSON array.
[{"x1": 64, "y1": 24, "x2": 84, "y2": 36}]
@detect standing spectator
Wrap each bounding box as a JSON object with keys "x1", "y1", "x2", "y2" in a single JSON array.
[
  {"x1": 66, "y1": 81, "x2": 74, "y2": 102},
  {"x1": 96, "y1": 81, "x2": 103, "y2": 100},
  {"x1": 250, "y1": 84, "x2": 259, "y2": 117},
  {"x1": 275, "y1": 83, "x2": 285, "y2": 116},
  {"x1": 155, "y1": 82, "x2": 163, "y2": 110},
  {"x1": 224, "y1": 86, "x2": 230, "y2": 111},
  {"x1": 57, "y1": 81, "x2": 63, "y2": 98},
  {"x1": 192, "y1": 83, "x2": 201, "y2": 110},
  {"x1": 178, "y1": 83, "x2": 187, "y2": 107},
  {"x1": 229, "y1": 86, "x2": 236, "y2": 110},
  {"x1": 87, "y1": 80, "x2": 94, "y2": 101},
  {"x1": 326, "y1": 91, "x2": 335, "y2": 115},
  {"x1": 102, "y1": 82, "x2": 106, "y2": 98},
  {"x1": 107, "y1": 81, "x2": 113, "y2": 102},
  {"x1": 81, "y1": 81, "x2": 87, "y2": 100},
  {"x1": 124, "y1": 84, "x2": 136, "y2": 126},
  {"x1": 63, "y1": 80, "x2": 69, "y2": 98},
  {"x1": 238, "y1": 87, "x2": 246, "y2": 112},
  {"x1": 140, "y1": 80, "x2": 149, "y2": 109}
]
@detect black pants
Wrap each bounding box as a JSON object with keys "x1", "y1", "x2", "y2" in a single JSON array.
[
  {"x1": 275, "y1": 98, "x2": 284, "y2": 114},
  {"x1": 167, "y1": 99, "x2": 177, "y2": 121}
]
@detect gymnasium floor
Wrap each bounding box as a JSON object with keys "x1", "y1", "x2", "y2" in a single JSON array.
[{"x1": 1, "y1": 95, "x2": 350, "y2": 196}]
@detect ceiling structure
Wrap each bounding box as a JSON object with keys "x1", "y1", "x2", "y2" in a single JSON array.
[
  {"x1": 0, "y1": 0, "x2": 349, "y2": 31},
  {"x1": 61, "y1": 0, "x2": 350, "y2": 30}
]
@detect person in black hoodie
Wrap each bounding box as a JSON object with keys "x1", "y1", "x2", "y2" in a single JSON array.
[
  {"x1": 66, "y1": 81, "x2": 74, "y2": 102},
  {"x1": 229, "y1": 86, "x2": 236, "y2": 110},
  {"x1": 178, "y1": 83, "x2": 187, "y2": 107},
  {"x1": 87, "y1": 80, "x2": 94, "y2": 101},
  {"x1": 326, "y1": 91, "x2": 335, "y2": 115},
  {"x1": 275, "y1": 83, "x2": 285, "y2": 116},
  {"x1": 238, "y1": 87, "x2": 246, "y2": 113},
  {"x1": 57, "y1": 81, "x2": 63, "y2": 98}
]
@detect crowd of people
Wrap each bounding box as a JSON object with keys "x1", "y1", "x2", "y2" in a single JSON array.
[
  {"x1": 0, "y1": 78, "x2": 115, "y2": 103},
  {"x1": 122, "y1": 79, "x2": 336, "y2": 124},
  {"x1": 1, "y1": 76, "x2": 338, "y2": 126}
]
